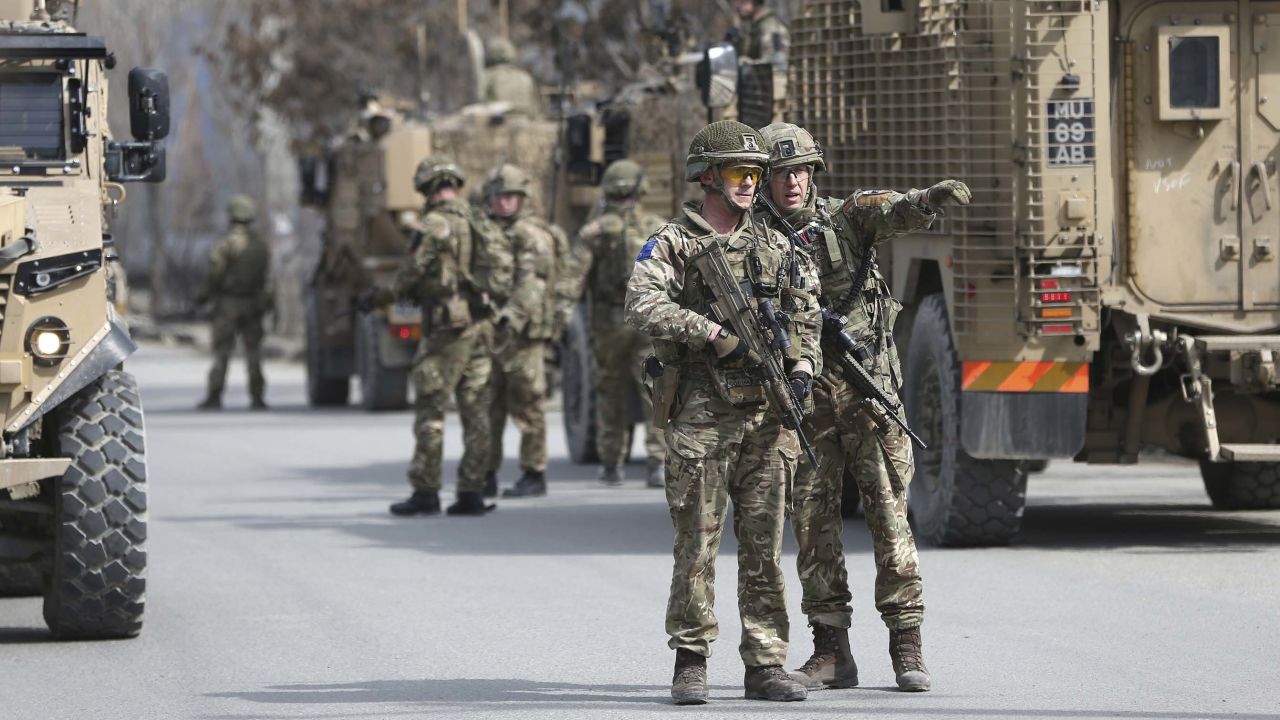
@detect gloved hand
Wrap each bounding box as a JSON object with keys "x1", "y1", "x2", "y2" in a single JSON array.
[
  {"x1": 788, "y1": 370, "x2": 813, "y2": 402},
  {"x1": 925, "y1": 179, "x2": 972, "y2": 209},
  {"x1": 711, "y1": 328, "x2": 748, "y2": 364}
]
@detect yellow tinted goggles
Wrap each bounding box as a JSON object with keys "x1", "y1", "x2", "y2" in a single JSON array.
[{"x1": 719, "y1": 165, "x2": 763, "y2": 186}]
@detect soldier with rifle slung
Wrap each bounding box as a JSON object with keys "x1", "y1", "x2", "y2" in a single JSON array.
[
  {"x1": 757, "y1": 122, "x2": 971, "y2": 693},
  {"x1": 626, "y1": 120, "x2": 820, "y2": 705}
]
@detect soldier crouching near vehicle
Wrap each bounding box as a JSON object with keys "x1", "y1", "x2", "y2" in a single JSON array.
[
  {"x1": 572, "y1": 160, "x2": 669, "y2": 488},
  {"x1": 625, "y1": 120, "x2": 820, "y2": 704},
  {"x1": 756, "y1": 122, "x2": 971, "y2": 692},
  {"x1": 197, "y1": 195, "x2": 274, "y2": 411},
  {"x1": 388, "y1": 158, "x2": 495, "y2": 517}
]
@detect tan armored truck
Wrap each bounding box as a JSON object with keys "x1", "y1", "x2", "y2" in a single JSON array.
[
  {"x1": 300, "y1": 103, "x2": 429, "y2": 411},
  {"x1": 789, "y1": 0, "x2": 1280, "y2": 545},
  {"x1": 0, "y1": 7, "x2": 167, "y2": 637}
]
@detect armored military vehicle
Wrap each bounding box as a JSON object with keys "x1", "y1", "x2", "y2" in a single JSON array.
[
  {"x1": 791, "y1": 0, "x2": 1280, "y2": 545},
  {"x1": 300, "y1": 102, "x2": 429, "y2": 411},
  {"x1": 0, "y1": 2, "x2": 167, "y2": 638}
]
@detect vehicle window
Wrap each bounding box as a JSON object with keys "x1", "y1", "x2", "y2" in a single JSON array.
[
  {"x1": 0, "y1": 74, "x2": 64, "y2": 160},
  {"x1": 1168, "y1": 36, "x2": 1221, "y2": 109}
]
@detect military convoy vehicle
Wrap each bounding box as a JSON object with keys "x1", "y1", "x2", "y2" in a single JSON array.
[
  {"x1": 0, "y1": 2, "x2": 167, "y2": 638},
  {"x1": 790, "y1": 0, "x2": 1280, "y2": 545},
  {"x1": 300, "y1": 103, "x2": 429, "y2": 411}
]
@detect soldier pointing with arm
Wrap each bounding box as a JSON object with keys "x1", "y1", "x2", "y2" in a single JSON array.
[
  {"x1": 756, "y1": 122, "x2": 970, "y2": 693},
  {"x1": 626, "y1": 120, "x2": 819, "y2": 705}
]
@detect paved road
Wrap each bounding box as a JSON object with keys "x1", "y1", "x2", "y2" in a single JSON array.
[{"x1": 3, "y1": 344, "x2": 1279, "y2": 720}]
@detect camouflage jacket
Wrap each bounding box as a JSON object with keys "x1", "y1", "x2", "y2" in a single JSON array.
[
  {"x1": 498, "y1": 210, "x2": 575, "y2": 340},
  {"x1": 392, "y1": 198, "x2": 479, "y2": 332},
  {"x1": 765, "y1": 187, "x2": 936, "y2": 388},
  {"x1": 573, "y1": 202, "x2": 666, "y2": 322},
  {"x1": 625, "y1": 201, "x2": 821, "y2": 384},
  {"x1": 203, "y1": 223, "x2": 273, "y2": 313},
  {"x1": 483, "y1": 63, "x2": 542, "y2": 117},
  {"x1": 736, "y1": 9, "x2": 789, "y2": 72}
]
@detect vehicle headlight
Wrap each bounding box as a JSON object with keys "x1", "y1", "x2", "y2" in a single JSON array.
[{"x1": 26, "y1": 317, "x2": 71, "y2": 366}]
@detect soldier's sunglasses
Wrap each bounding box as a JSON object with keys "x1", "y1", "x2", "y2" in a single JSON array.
[{"x1": 720, "y1": 165, "x2": 763, "y2": 186}]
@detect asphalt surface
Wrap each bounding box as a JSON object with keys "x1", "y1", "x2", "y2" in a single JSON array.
[{"x1": 2, "y1": 343, "x2": 1279, "y2": 720}]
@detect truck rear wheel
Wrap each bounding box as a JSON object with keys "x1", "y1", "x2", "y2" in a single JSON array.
[
  {"x1": 305, "y1": 297, "x2": 350, "y2": 406},
  {"x1": 562, "y1": 307, "x2": 600, "y2": 464},
  {"x1": 356, "y1": 313, "x2": 409, "y2": 411},
  {"x1": 903, "y1": 294, "x2": 1028, "y2": 547},
  {"x1": 1199, "y1": 461, "x2": 1280, "y2": 510},
  {"x1": 43, "y1": 369, "x2": 147, "y2": 639}
]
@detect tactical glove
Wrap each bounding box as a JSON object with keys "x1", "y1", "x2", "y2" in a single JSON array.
[
  {"x1": 711, "y1": 328, "x2": 748, "y2": 364},
  {"x1": 925, "y1": 179, "x2": 972, "y2": 209},
  {"x1": 788, "y1": 371, "x2": 813, "y2": 402}
]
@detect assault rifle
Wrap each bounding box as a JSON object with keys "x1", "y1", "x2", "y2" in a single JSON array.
[
  {"x1": 758, "y1": 194, "x2": 925, "y2": 449},
  {"x1": 821, "y1": 308, "x2": 927, "y2": 449},
  {"x1": 689, "y1": 241, "x2": 820, "y2": 473}
]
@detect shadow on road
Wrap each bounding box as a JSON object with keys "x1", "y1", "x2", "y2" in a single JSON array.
[
  {"x1": 1013, "y1": 502, "x2": 1280, "y2": 552},
  {"x1": 202, "y1": 679, "x2": 1280, "y2": 719}
]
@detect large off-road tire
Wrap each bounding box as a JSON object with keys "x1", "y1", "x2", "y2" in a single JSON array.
[
  {"x1": 1199, "y1": 461, "x2": 1280, "y2": 510},
  {"x1": 305, "y1": 296, "x2": 350, "y2": 406},
  {"x1": 903, "y1": 293, "x2": 1028, "y2": 547},
  {"x1": 1024, "y1": 459, "x2": 1051, "y2": 474},
  {"x1": 43, "y1": 369, "x2": 147, "y2": 639},
  {"x1": 562, "y1": 307, "x2": 600, "y2": 465},
  {"x1": 0, "y1": 561, "x2": 43, "y2": 597},
  {"x1": 356, "y1": 313, "x2": 409, "y2": 411}
]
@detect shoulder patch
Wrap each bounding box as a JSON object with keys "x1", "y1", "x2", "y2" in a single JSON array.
[{"x1": 636, "y1": 237, "x2": 658, "y2": 262}]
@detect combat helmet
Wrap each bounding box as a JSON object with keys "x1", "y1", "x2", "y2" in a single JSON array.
[
  {"x1": 685, "y1": 120, "x2": 770, "y2": 182},
  {"x1": 484, "y1": 163, "x2": 533, "y2": 199},
  {"x1": 414, "y1": 156, "x2": 466, "y2": 196},
  {"x1": 601, "y1": 159, "x2": 648, "y2": 199},
  {"x1": 760, "y1": 122, "x2": 825, "y2": 172},
  {"x1": 227, "y1": 194, "x2": 257, "y2": 224},
  {"x1": 485, "y1": 37, "x2": 517, "y2": 67}
]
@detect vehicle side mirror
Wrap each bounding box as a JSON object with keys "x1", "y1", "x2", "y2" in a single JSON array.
[
  {"x1": 105, "y1": 141, "x2": 166, "y2": 183},
  {"x1": 697, "y1": 43, "x2": 738, "y2": 110},
  {"x1": 128, "y1": 67, "x2": 170, "y2": 141}
]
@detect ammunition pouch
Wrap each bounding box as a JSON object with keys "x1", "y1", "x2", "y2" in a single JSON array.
[
  {"x1": 650, "y1": 363, "x2": 681, "y2": 431},
  {"x1": 700, "y1": 360, "x2": 767, "y2": 407}
]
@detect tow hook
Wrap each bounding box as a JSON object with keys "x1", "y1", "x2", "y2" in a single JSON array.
[{"x1": 1125, "y1": 315, "x2": 1167, "y2": 377}]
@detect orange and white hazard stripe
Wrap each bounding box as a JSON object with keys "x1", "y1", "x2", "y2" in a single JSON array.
[{"x1": 961, "y1": 361, "x2": 1089, "y2": 393}]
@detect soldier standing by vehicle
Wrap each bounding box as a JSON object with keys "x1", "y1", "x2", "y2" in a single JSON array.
[
  {"x1": 483, "y1": 37, "x2": 542, "y2": 117},
  {"x1": 387, "y1": 158, "x2": 495, "y2": 518},
  {"x1": 484, "y1": 163, "x2": 571, "y2": 498},
  {"x1": 573, "y1": 160, "x2": 669, "y2": 488},
  {"x1": 626, "y1": 120, "x2": 819, "y2": 704},
  {"x1": 730, "y1": 0, "x2": 789, "y2": 72},
  {"x1": 197, "y1": 195, "x2": 274, "y2": 411},
  {"x1": 756, "y1": 122, "x2": 971, "y2": 692}
]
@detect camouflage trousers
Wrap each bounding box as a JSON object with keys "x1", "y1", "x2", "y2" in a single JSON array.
[
  {"x1": 590, "y1": 316, "x2": 667, "y2": 467},
  {"x1": 792, "y1": 368, "x2": 923, "y2": 630},
  {"x1": 487, "y1": 331, "x2": 548, "y2": 474},
  {"x1": 408, "y1": 323, "x2": 491, "y2": 494},
  {"x1": 206, "y1": 298, "x2": 266, "y2": 402},
  {"x1": 664, "y1": 378, "x2": 797, "y2": 666}
]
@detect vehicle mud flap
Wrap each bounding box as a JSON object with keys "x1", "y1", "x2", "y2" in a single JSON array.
[
  {"x1": 960, "y1": 392, "x2": 1087, "y2": 459},
  {"x1": 561, "y1": 305, "x2": 599, "y2": 465},
  {"x1": 356, "y1": 312, "x2": 409, "y2": 411}
]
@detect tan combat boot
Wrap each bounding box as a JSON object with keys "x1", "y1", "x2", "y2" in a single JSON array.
[
  {"x1": 670, "y1": 648, "x2": 708, "y2": 705},
  {"x1": 744, "y1": 664, "x2": 808, "y2": 701},
  {"x1": 789, "y1": 623, "x2": 859, "y2": 689},
  {"x1": 890, "y1": 626, "x2": 932, "y2": 691}
]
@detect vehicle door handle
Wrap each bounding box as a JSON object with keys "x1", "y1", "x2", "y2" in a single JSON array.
[
  {"x1": 1229, "y1": 159, "x2": 1241, "y2": 210},
  {"x1": 1252, "y1": 161, "x2": 1274, "y2": 211}
]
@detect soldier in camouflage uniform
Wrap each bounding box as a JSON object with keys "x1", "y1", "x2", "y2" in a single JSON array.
[
  {"x1": 483, "y1": 37, "x2": 542, "y2": 117},
  {"x1": 757, "y1": 123, "x2": 971, "y2": 692},
  {"x1": 626, "y1": 120, "x2": 819, "y2": 705},
  {"x1": 387, "y1": 157, "x2": 495, "y2": 518},
  {"x1": 730, "y1": 0, "x2": 789, "y2": 121},
  {"x1": 573, "y1": 160, "x2": 668, "y2": 488},
  {"x1": 197, "y1": 195, "x2": 274, "y2": 411},
  {"x1": 484, "y1": 163, "x2": 573, "y2": 498}
]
